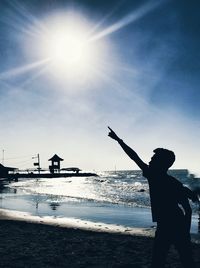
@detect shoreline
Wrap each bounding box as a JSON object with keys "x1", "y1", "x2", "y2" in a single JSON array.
[
  {"x1": 1, "y1": 208, "x2": 200, "y2": 241},
  {"x1": 0, "y1": 209, "x2": 200, "y2": 268},
  {"x1": 0, "y1": 208, "x2": 154, "y2": 236}
]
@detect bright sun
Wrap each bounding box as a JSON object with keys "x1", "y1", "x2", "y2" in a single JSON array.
[
  {"x1": 48, "y1": 27, "x2": 89, "y2": 66},
  {"x1": 36, "y1": 13, "x2": 102, "y2": 81}
]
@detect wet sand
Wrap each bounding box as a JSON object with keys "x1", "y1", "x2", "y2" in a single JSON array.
[{"x1": 0, "y1": 210, "x2": 199, "y2": 268}]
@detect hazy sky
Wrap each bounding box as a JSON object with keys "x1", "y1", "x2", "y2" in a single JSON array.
[{"x1": 0, "y1": 0, "x2": 200, "y2": 173}]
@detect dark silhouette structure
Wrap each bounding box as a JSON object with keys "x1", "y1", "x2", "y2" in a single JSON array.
[
  {"x1": 0, "y1": 164, "x2": 17, "y2": 178},
  {"x1": 48, "y1": 154, "x2": 64, "y2": 174},
  {"x1": 61, "y1": 167, "x2": 81, "y2": 174},
  {"x1": 0, "y1": 155, "x2": 97, "y2": 181},
  {"x1": 108, "y1": 127, "x2": 197, "y2": 268},
  {"x1": 198, "y1": 205, "x2": 200, "y2": 233}
]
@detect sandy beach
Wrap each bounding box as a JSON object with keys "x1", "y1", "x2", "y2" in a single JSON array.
[{"x1": 0, "y1": 210, "x2": 199, "y2": 268}]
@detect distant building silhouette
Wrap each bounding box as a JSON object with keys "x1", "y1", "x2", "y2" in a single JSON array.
[
  {"x1": 48, "y1": 154, "x2": 64, "y2": 174},
  {"x1": 0, "y1": 164, "x2": 17, "y2": 178}
]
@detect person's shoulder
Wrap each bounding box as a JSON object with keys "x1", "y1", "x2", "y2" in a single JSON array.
[{"x1": 142, "y1": 164, "x2": 150, "y2": 178}]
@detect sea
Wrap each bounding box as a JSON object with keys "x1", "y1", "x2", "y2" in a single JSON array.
[{"x1": 0, "y1": 170, "x2": 200, "y2": 233}]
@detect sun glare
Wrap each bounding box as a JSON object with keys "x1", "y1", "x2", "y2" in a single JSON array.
[
  {"x1": 35, "y1": 13, "x2": 102, "y2": 82},
  {"x1": 6, "y1": 3, "x2": 162, "y2": 88},
  {"x1": 46, "y1": 26, "x2": 91, "y2": 68}
]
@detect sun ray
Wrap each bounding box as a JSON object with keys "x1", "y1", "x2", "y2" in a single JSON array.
[
  {"x1": 0, "y1": 59, "x2": 50, "y2": 81},
  {"x1": 92, "y1": 63, "x2": 159, "y2": 118},
  {"x1": 20, "y1": 64, "x2": 50, "y2": 89},
  {"x1": 89, "y1": 1, "x2": 165, "y2": 42},
  {"x1": 95, "y1": 56, "x2": 139, "y2": 78},
  {"x1": 87, "y1": 0, "x2": 126, "y2": 38},
  {"x1": 8, "y1": 0, "x2": 47, "y2": 33},
  {"x1": 0, "y1": 0, "x2": 48, "y2": 39}
]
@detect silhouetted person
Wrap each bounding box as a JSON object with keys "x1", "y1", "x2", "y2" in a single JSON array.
[{"x1": 108, "y1": 127, "x2": 196, "y2": 268}]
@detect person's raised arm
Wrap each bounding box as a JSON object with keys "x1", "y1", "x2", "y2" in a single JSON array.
[{"x1": 108, "y1": 126, "x2": 147, "y2": 171}]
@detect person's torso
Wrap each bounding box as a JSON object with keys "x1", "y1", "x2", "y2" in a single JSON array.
[{"x1": 143, "y1": 167, "x2": 184, "y2": 222}]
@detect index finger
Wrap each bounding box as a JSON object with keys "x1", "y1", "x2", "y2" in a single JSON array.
[{"x1": 108, "y1": 126, "x2": 113, "y2": 132}]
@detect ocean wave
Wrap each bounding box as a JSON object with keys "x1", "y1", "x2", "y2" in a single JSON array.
[{"x1": 7, "y1": 170, "x2": 199, "y2": 212}]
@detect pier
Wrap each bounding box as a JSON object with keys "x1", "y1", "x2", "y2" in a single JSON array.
[
  {"x1": 7, "y1": 171, "x2": 98, "y2": 181},
  {"x1": 0, "y1": 153, "x2": 98, "y2": 181}
]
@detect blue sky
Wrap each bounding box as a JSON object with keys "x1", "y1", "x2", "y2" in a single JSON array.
[{"x1": 0, "y1": 0, "x2": 200, "y2": 173}]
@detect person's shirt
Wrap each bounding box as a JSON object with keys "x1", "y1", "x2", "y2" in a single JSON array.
[{"x1": 142, "y1": 165, "x2": 188, "y2": 223}]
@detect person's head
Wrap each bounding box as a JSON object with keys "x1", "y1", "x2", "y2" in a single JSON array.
[{"x1": 149, "y1": 148, "x2": 175, "y2": 172}]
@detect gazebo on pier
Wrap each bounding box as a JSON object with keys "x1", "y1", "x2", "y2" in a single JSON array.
[{"x1": 48, "y1": 154, "x2": 64, "y2": 174}]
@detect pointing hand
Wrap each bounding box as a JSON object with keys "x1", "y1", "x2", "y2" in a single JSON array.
[{"x1": 108, "y1": 126, "x2": 120, "y2": 141}]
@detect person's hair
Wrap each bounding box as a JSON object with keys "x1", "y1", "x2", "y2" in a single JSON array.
[{"x1": 153, "y1": 148, "x2": 175, "y2": 170}]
